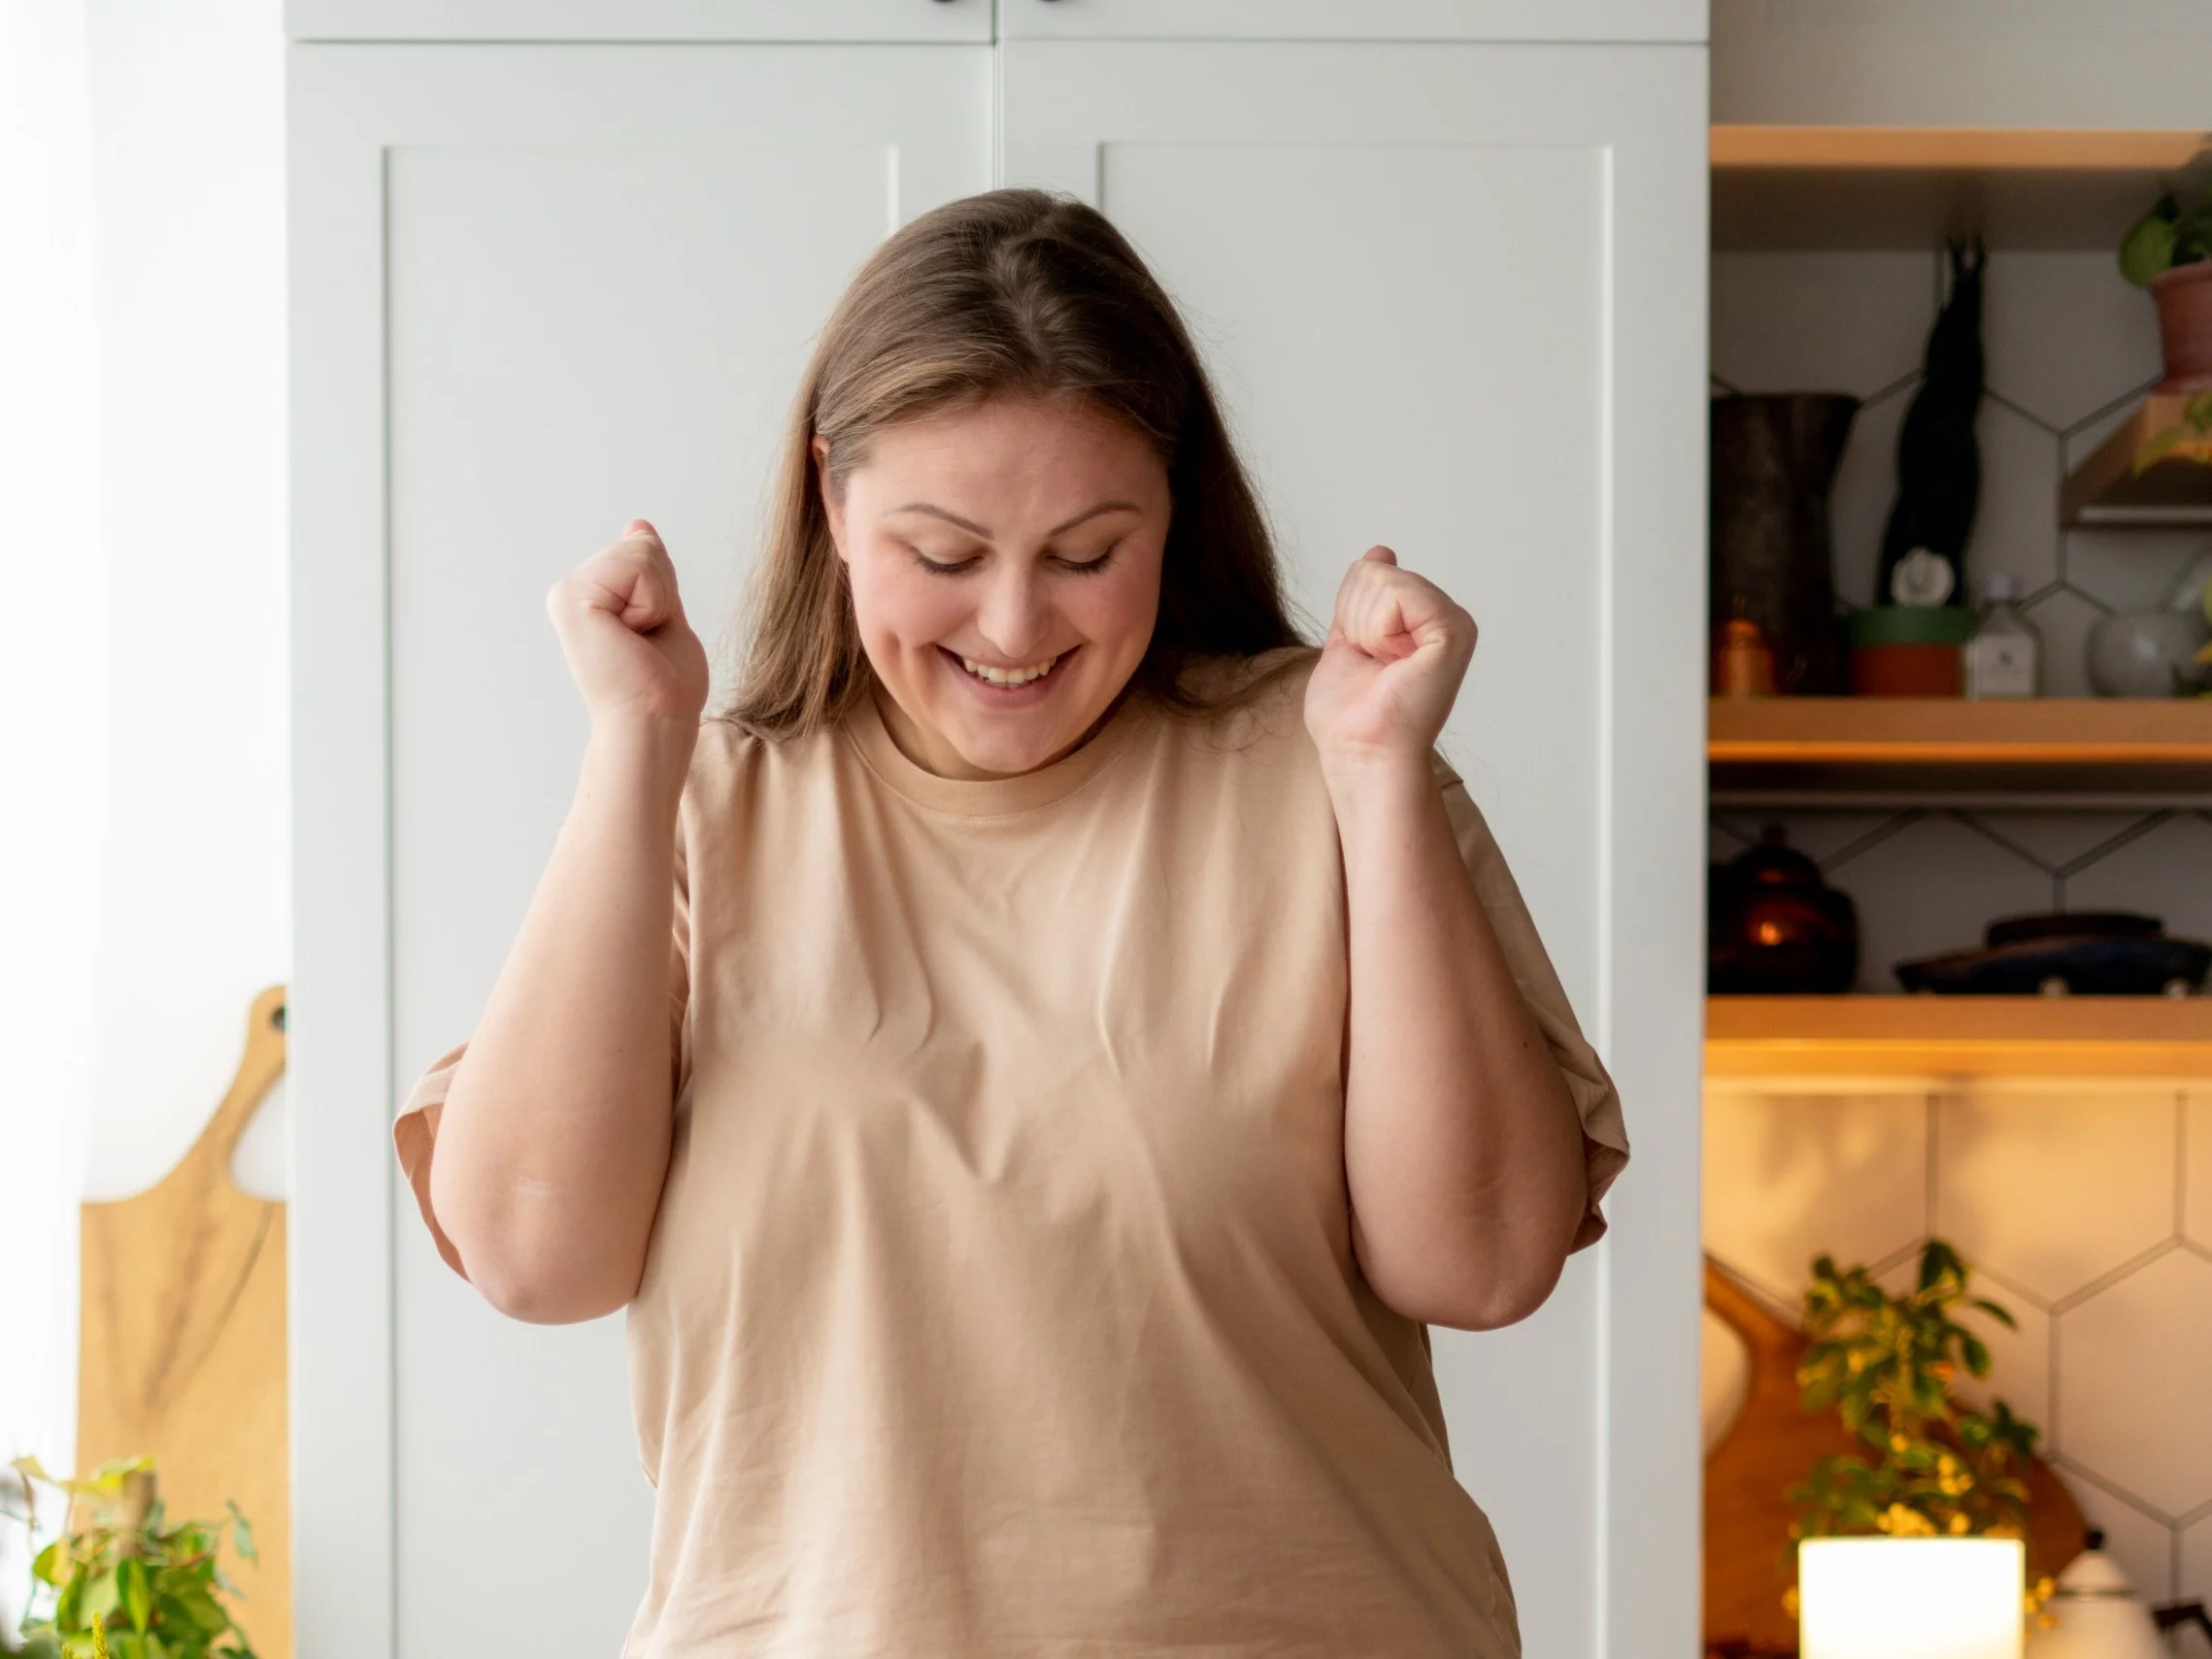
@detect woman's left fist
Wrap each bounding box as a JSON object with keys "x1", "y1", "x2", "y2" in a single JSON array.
[{"x1": 1303, "y1": 546, "x2": 1477, "y2": 775}]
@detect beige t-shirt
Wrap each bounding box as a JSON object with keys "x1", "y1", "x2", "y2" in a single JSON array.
[{"x1": 394, "y1": 652, "x2": 1627, "y2": 1659}]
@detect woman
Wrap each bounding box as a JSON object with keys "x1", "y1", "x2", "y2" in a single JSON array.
[{"x1": 394, "y1": 186, "x2": 1627, "y2": 1658}]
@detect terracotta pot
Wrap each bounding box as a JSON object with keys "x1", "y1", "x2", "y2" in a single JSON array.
[{"x1": 2151, "y1": 261, "x2": 2212, "y2": 392}]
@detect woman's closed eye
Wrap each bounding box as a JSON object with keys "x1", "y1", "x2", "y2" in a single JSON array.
[{"x1": 902, "y1": 542, "x2": 1122, "y2": 578}]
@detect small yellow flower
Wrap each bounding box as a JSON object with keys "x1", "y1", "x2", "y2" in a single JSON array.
[{"x1": 1948, "y1": 1511, "x2": 1972, "y2": 1535}]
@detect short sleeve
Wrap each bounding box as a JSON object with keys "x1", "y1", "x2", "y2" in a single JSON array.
[
  {"x1": 1430, "y1": 750, "x2": 1629, "y2": 1253},
  {"x1": 390, "y1": 805, "x2": 695, "y2": 1283}
]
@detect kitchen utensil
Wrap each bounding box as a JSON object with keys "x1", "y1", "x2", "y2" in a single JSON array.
[
  {"x1": 1709, "y1": 825, "x2": 1860, "y2": 995},
  {"x1": 1712, "y1": 393, "x2": 1860, "y2": 694},
  {"x1": 77, "y1": 985, "x2": 291, "y2": 1659},
  {"x1": 2027, "y1": 1529, "x2": 2210, "y2": 1659},
  {"x1": 1714, "y1": 614, "x2": 1780, "y2": 697},
  {"x1": 1895, "y1": 911, "x2": 2211, "y2": 996},
  {"x1": 2086, "y1": 607, "x2": 2210, "y2": 697}
]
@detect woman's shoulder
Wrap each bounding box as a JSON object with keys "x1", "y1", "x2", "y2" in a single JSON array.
[
  {"x1": 682, "y1": 709, "x2": 843, "y2": 805},
  {"x1": 1162, "y1": 646, "x2": 1321, "y2": 736},
  {"x1": 1168, "y1": 643, "x2": 1318, "y2": 702},
  {"x1": 1151, "y1": 646, "x2": 1327, "y2": 780}
]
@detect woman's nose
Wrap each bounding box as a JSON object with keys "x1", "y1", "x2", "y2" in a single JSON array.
[{"x1": 974, "y1": 567, "x2": 1053, "y2": 659}]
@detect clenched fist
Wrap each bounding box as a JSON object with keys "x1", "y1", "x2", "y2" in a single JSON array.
[
  {"x1": 546, "y1": 519, "x2": 710, "y2": 734},
  {"x1": 1303, "y1": 546, "x2": 1477, "y2": 778}
]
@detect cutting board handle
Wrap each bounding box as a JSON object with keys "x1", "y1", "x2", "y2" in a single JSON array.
[{"x1": 185, "y1": 983, "x2": 288, "y2": 1185}]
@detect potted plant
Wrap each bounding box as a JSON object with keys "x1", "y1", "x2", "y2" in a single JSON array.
[
  {"x1": 2120, "y1": 190, "x2": 2212, "y2": 393},
  {"x1": 1784, "y1": 1239, "x2": 2056, "y2": 1635},
  {"x1": 2, "y1": 1457, "x2": 257, "y2": 1659}
]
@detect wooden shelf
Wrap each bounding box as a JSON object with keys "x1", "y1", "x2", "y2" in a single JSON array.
[
  {"x1": 1707, "y1": 996, "x2": 2212, "y2": 1078},
  {"x1": 1712, "y1": 125, "x2": 2212, "y2": 250},
  {"x1": 1709, "y1": 697, "x2": 2212, "y2": 795},
  {"x1": 2061, "y1": 393, "x2": 2212, "y2": 526}
]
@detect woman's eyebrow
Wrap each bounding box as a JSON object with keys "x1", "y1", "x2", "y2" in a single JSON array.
[{"x1": 888, "y1": 501, "x2": 1143, "y2": 539}]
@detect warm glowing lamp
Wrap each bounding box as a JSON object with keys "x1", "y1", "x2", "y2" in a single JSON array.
[{"x1": 1799, "y1": 1538, "x2": 2025, "y2": 1659}]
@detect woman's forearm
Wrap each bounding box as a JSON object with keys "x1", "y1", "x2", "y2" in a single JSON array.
[
  {"x1": 1328, "y1": 755, "x2": 1589, "y2": 1332},
  {"x1": 427, "y1": 717, "x2": 696, "y2": 1323}
]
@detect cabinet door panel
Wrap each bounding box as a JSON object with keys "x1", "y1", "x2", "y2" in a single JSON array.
[
  {"x1": 1004, "y1": 41, "x2": 1705, "y2": 1659},
  {"x1": 286, "y1": 0, "x2": 991, "y2": 43},
  {"x1": 998, "y1": 0, "x2": 1703, "y2": 43},
  {"x1": 289, "y1": 43, "x2": 989, "y2": 1659}
]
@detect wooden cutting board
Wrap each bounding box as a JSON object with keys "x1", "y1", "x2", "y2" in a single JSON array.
[
  {"x1": 1704, "y1": 1257, "x2": 2085, "y2": 1656},
  {"x1": 77, "y1": 985, "x2": 290, "y2": 1659}
]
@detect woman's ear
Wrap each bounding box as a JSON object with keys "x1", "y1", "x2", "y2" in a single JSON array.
[{"x1": 811, "y1": 434, "x2": 849, "y2": 563}]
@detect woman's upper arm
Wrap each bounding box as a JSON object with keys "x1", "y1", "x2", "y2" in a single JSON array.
[
  {"x1": 1428, "y1": 749, "x2": 1630, "y2": 1250},
  {"x1": 392, "y1": 816, "x2": 693, "y2": 1295}
]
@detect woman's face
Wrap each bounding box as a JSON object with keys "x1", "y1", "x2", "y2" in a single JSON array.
[{"x1": 817, "y1": 393, "x2": 1170, "y2": 780}]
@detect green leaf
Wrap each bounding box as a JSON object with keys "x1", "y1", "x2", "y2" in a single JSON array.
[
  {"x1": 224, "y1": 1504, "x2": 255, "y2": 1568},
  {"x1": 1961, "y1": 1334, "x2": 1992, "y2": 1377},
  {"x1": 116, "y1": 1560, "x2": 151, "y2": 1635},
  {"x1": 2131, "y1": 425, "x2": 2190, "y2": 474},
  {"x1": 83, "y1": 1460, "x2": 152, "y2": 1492},
  {"x1": 33, "y1": 1539, "x2": 66, "y2": 1585},
  {"x1": 2176, "y1": 211, "x2": 2212, "y2": 265},
  {"x1": 55, "y1": 1572, "x2": 85, "y2": 1632},
  {"x1": 83, "y1": 1570, "x2": 120, "y2": 1626},
  {"x1": 164, "y1": 1585, "x2": 230, "y2": 1636},
  {"x1": 1968, "y1": 1297, "x2": 2018, "y2": 1330},
  {"x1": 2122, "y1": 211, "x2": 2180, "y2": 285}
]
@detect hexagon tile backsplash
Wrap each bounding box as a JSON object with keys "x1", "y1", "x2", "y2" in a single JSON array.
[{"x1": 1704, "y1": 1081, "x2": 2212, "y2": 1606}]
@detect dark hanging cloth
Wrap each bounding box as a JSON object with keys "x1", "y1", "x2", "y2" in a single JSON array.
[{"x1": 1875, "y1": 236, "x2": 1986, "y2": 608}]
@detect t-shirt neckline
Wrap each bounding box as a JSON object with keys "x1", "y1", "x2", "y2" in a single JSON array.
[{"x1": 842, "y1": 680, "x2": 1154, "y2": 817}]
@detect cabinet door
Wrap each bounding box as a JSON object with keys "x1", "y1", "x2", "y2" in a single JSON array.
[
  {"x1": 1003, "y1": 42, "x2": 1705, "y2": 1659},
  {"x1": 998, "y1": 0, "x2": 1702, "y2": 44},
  {"x1": 288, "y1": 43, "x2": 990, "y2": 1659},
  {"x1": 286, "y1": 0, "x2": 992, "y2": 42}
]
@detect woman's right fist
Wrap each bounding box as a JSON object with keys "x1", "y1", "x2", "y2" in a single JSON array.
[{"x1": 546, "y1": 519, "x2": 710, "y2": 732}]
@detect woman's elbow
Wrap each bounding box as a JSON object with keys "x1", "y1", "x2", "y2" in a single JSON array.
[
  {"x1": 1375, "y1": 1250, "x2": 1568, "y2": 1333},
  {"x1": 1357, "y1": 1209, "x2": 1576, "y2": 1332},
  {"x1": 466, "y1": 1252, "x2": 634, "y2": 1325},
  {"x1": 430, "y1": 1170, "x2": 640, "y2": 1323}
]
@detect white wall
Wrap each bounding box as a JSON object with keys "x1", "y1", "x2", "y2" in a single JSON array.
[
  {"x1": 79, "y1": 0, "x2": 291, "y2": 1209},
  {"x1": 0, "y1": 0, "x2": 289, "y2": 1607},
  {"x1": 0, "y1": 0, "x2": 108, "y2": 1624}
]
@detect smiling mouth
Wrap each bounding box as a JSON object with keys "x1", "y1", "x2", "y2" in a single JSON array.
[{"x1": 954, "y1": 650, "x2": 1064, "y2": 688}]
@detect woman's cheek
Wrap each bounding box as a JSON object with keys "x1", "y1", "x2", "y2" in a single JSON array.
[
  {"x1": 852, "y1": 544, "x2": 969, "y2": 650},
  {"x1": 1081, "y1": 548, "x2": 1165, "y2": 662}
]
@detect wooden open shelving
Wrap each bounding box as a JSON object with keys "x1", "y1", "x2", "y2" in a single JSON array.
[
  {"x1": 1711, "y1": 124, "x2": 2212, "y2": 250},
  {"x1": 1706, "y1": 704, "x2": 2212, "y2": 1078},
  {"x1": 1707, "y1": 995, "x2": 2212, "y2": 1078},
  {"x1": 1709, "y1": 696, "x2": 2212, "y2": 794}
]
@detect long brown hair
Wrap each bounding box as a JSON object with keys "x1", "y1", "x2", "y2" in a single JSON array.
[{"x1": 717, "y1": 186, "x2": 1309, "y2": 739}]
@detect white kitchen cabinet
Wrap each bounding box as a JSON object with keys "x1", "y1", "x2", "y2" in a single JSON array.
[
  {"x1": 997, "y1": 0, "x2": 1703, "y2": 43},
  {"x1": 285, "y1": 0, "x2": 992, "y2": 43},
  {"x1": 1003, "y1": 39, "x2": 1706, "y2": 1659},
  {"x1": 288, "y1": 36, "x2": 991, "y2": 1659},
  {"x1": 291, "y1": 14, "x2": 1702, "y2": 1659}
]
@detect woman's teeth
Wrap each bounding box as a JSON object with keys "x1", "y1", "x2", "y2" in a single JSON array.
[{"x1": 961, "y1": 653, "x2": 1058, "y2": 687}]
